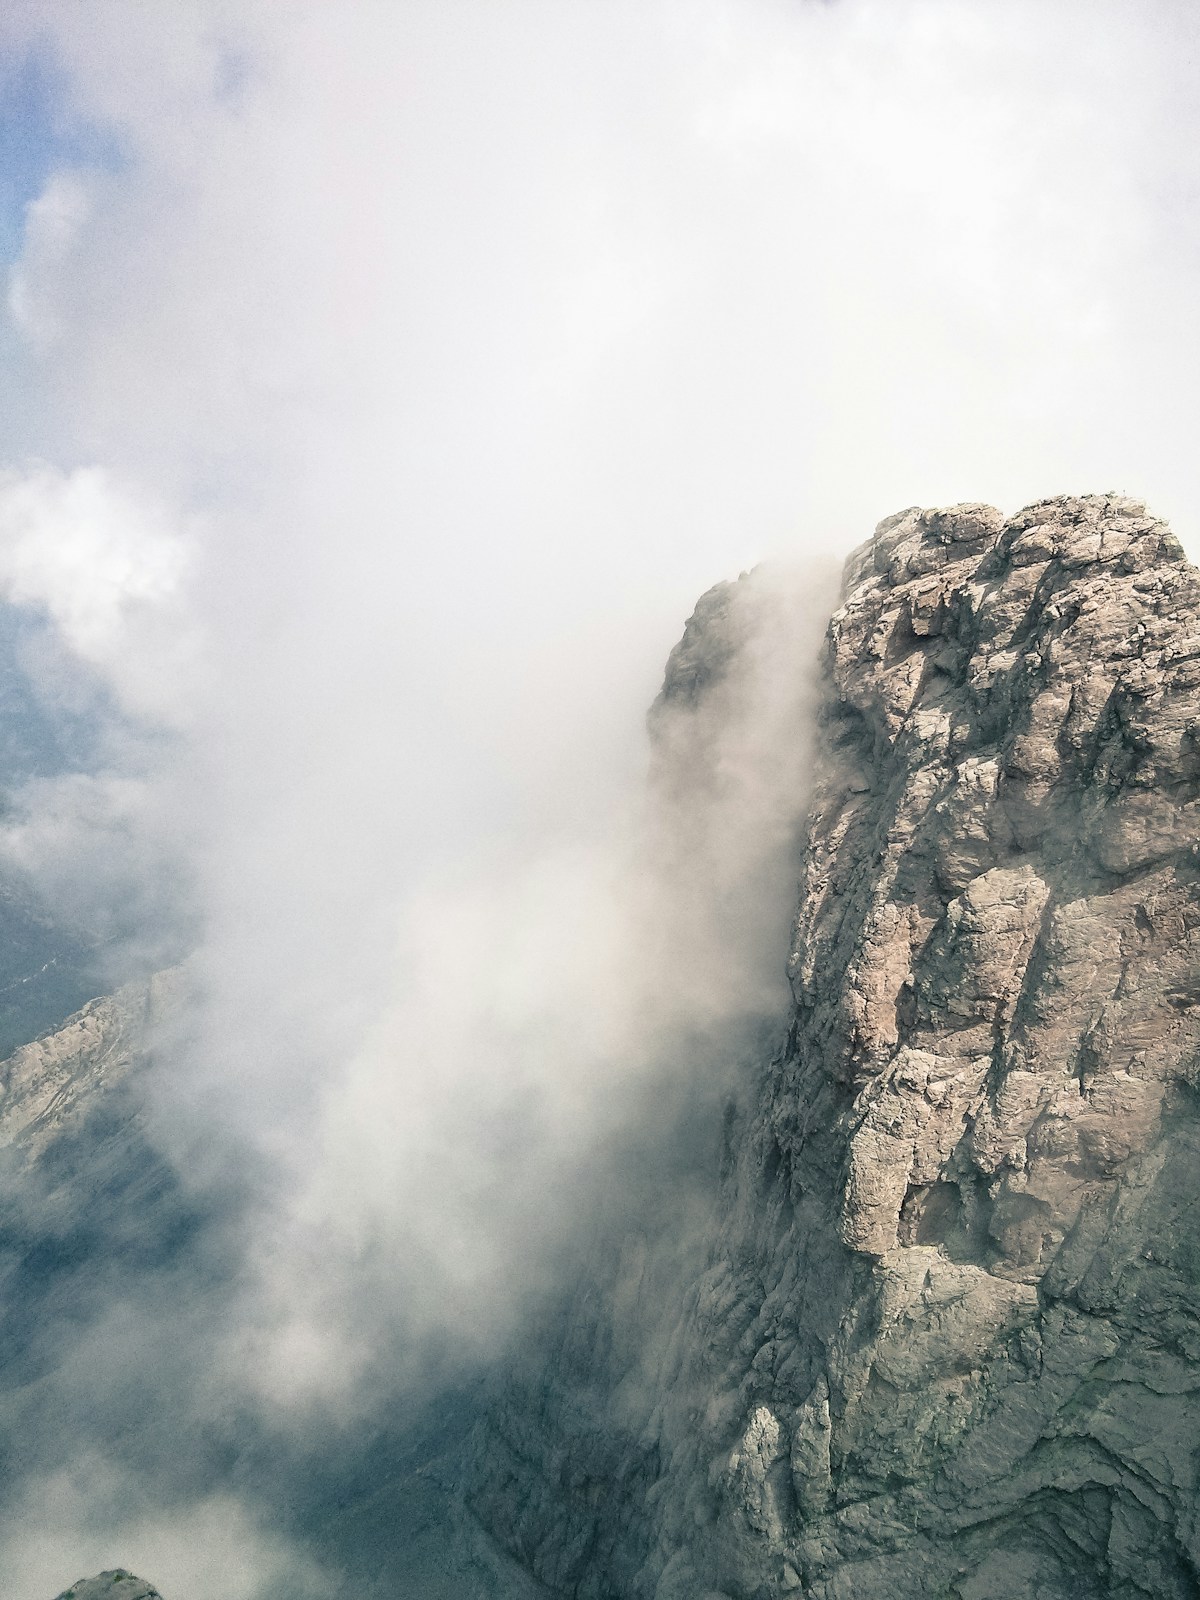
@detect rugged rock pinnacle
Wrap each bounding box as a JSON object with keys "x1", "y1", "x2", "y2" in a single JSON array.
[{"x1": 471, "y1": 495, "x2": 1200, "y2": 1598}]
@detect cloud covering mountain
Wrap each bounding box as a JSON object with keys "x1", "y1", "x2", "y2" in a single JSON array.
[{"x1": 1, "y1": 3, "x2": 1200, "y2": 1594}]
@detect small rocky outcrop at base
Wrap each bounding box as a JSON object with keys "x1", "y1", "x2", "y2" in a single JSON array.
[{"x1": 54, "y1": 1574, "x2": 163, "y2": 1600}]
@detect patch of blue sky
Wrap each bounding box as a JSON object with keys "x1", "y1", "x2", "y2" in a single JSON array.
[{"x1": 0, "y1": 47, "x2": 124, "y2": 269}]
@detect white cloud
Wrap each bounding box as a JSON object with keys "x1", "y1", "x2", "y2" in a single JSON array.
[
  {"x1": 7, "y1": 173, "x2": 92, "y2": 342},
  {"x1": 0, "y1": 1463, "x2": 328, "y2": 1600},
  {"x1": 0, "y1": 465, "x2": 194, "y2": 722}
]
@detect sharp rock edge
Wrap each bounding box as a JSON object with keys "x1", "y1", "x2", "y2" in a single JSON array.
[{"x1": 466, "y1": 494, "x2": 1200, "y2": 1600}]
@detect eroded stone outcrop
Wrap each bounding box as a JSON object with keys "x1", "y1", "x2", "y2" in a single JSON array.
[
  {"x1": 0, "y1": 973, "x2": 179, "y2": 1162},
  {"x1": 470, "y1": 495, "x2": 1200, "y2": 1598},
  {"x1": 54, "y1": 1574, "x2": 163, "y2": 1600}
]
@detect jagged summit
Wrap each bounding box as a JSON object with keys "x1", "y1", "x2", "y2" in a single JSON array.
[
  {"x1": 847, "y1": 492, "x2": 1180, "y2": 589},
  {"x1": 471, "y1": 494, "x2": 1200, "y2": 1598}
]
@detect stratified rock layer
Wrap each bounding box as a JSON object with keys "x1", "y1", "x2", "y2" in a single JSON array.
[
  {"x1": 471, "y1": 495, "x2": 1200, "y2": 1598},
  {"x1": 0, "y1": 974, "x2": 173, "y2": 1162}
]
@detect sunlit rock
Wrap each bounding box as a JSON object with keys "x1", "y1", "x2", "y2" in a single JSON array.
[{"x1": 470, "y1": 494, "x2": 1200, "y2": 1598}]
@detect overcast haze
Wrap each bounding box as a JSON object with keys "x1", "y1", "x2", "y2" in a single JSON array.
[{"x1": 1, "y1": 3, "x2": 1200, "y2": 1595}]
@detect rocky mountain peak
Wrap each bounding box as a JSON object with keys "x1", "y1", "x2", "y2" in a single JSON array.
[{"x1": 470, "y1": 494, "x2": 1200, "y2": 1599}]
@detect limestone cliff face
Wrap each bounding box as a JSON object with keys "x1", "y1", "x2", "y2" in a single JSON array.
[{"x1": 471, "y1": 495, "x2": 1200, "y2": 1599}]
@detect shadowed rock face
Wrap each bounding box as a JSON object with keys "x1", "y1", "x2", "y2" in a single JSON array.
[
  {"x1": 55, "y1": 1574, "x2": 163, "y2": 1600},
  {"x1": 469, "y1": 496, "x2": 1200, "y2": 1599}
]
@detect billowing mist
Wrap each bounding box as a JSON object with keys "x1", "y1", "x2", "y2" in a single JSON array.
[{"x1": 1, "y1": 2, "x2": 1200, "y2": 1595}]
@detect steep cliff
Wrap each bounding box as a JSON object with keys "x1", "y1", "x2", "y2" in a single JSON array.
[{"x1": 470, "y1": 495, "x2": 1200, "y2": 1599}]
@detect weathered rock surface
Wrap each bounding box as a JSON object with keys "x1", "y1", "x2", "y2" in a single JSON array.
[
  {"x1": 54, "y1": 1574, "x2": 163, "y2": 1600},
  {"x1": 469, "y1": 495, "x2": 1200, "y2": 1598},
  {"x1": 0, "y1": 971, "x2": 179, "y2": 1163}
]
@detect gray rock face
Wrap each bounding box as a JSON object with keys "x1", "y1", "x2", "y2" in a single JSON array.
[
  {"x1": 0, "y1": 973, "x2": 176, "y2": 1162},
  {"x1": 470, "y1": 496, "x2": 1200, "y2": 1598},
  {"x1": 54, "y1": 1574, "x2": 163, "y2": 1600}
]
